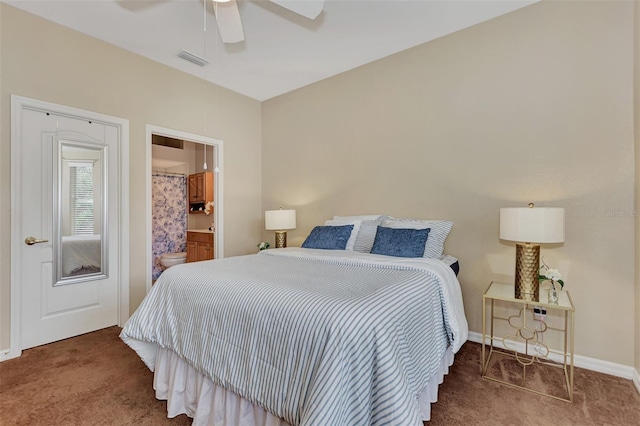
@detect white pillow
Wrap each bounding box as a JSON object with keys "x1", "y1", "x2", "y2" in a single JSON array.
[
  {"x1": 324, "y1": 219, "x2": 361, "y2": 250},
  {"x1": 326, "y1": 217, "x2": 383, "y2": 252},
  {"x1": 381, "y1": 218, "x2": 453, "y2": 258}
]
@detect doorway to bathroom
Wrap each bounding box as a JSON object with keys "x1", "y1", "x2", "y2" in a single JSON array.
[{"x1": 145, "y1": 125, "x2": 223, "y2": 292}]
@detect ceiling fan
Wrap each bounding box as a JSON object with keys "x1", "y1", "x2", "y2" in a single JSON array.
[{"x1": 212, "y1": 0, "x2": 325, "y2": 44}]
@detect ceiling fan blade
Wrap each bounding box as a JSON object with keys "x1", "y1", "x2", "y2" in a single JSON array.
[
  {"x1": 270, "y1": 0, "x2": 324, "y2": 20},
  {"x1": 213, "y1": 0, "x2": 245, "y2": 44}
]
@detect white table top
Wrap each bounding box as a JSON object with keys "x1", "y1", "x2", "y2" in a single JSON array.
[{"x1": 484, "y1": 281, "x2": 574, "y2": 311}]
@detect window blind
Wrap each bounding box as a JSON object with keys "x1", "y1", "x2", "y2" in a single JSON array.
[{"x1": 69, "y1": 162, "x2": 94, "y2": 235}]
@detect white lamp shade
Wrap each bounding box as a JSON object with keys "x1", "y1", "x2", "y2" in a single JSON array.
[
  {"x1": 500, "y1": 207, "x2": 565, "y2": 243},
  {"x1": 265, "y1": 209, "x2": 296, "y2": 230}
]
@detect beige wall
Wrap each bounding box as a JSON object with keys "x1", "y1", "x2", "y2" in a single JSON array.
[
  {"x1": 0, "y1": 4, "x2": 262, "y2": 348},
  {"x1": 263, "y1": 1, "x2": 636, "y2": 365},
  {"x1": 634, "y1": 0, "x2": 640, "y2": 379},
  {"x1": 1, "y1": 1, "x2": 637, "y2": 372}
]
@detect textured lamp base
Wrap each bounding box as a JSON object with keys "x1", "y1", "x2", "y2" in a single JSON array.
[
  {"x1": 515, "y1": 243, "x2": 540, "y2": 301},
  {"x1": 275, "y1": 231, "x2": 287, "y2": 248}
]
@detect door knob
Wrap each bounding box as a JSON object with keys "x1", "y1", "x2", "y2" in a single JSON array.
[{"x1": 25, "y1": 237, "x2": 49, "y2": 245}]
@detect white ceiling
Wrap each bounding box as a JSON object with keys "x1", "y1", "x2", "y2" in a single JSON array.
[{"x1": 5, "y1": 0, "x2": 537, "y2": 101}]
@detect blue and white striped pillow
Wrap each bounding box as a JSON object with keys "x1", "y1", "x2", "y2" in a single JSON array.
[
  {"x1": 328, "y1": 215, "x2": 383, "y2": 253},
  {"x1": 381, "y1": 217, "x2": 453, "y2": 258}
]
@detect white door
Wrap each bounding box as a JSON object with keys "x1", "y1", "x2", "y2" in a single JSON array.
[{"x1": 15, "y1": 105, "x2": 121, "y2": 350}]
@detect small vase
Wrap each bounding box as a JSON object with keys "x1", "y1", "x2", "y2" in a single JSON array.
[{"x1": 548, "y1": 282, "x2": 558, "y2": 305}]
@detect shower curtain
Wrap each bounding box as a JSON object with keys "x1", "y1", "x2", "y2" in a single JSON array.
[{"x1": 152, "y1": 173, "x2": 187, "y2": 280}]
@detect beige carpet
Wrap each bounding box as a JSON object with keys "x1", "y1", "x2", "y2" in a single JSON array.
[{"x1": 0, "y1": 327, "x2": 638, "y2": 425}]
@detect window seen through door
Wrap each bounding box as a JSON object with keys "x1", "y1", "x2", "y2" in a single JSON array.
[{"x1": 69, "y1": 161, "x2": 94, "y2": 235}]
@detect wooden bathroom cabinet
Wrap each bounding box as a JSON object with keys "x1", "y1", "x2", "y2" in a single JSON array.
[
  {"x1": 186, "y1": 231, "x2": 214, "y2": 262},
  {"x1": 188, "y1": 172, "x2": 214, "y2": 213}
]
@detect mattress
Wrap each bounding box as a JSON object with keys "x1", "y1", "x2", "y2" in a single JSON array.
[
  {"x1": 61, "y1": 234, "x2": 101, "y2": 275},
  {"x1": 440, "y1": 254, "x2": 460, "y2": 276}
]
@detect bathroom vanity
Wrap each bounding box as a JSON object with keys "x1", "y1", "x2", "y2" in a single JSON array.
[{"x1": 186, "y1": 230, "x2": 214, "y2": 263}]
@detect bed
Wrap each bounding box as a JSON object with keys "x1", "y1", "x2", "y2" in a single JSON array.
[
  {"x1": 61, "y1": 234, "x2": 101, "y2": 276},
  {"x1": 121, "y1": 216, "x2": 468, "y2": 426}
]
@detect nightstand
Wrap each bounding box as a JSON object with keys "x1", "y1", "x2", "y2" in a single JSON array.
[{"x1": 481, "y1": 281, "x2": 575, "y2": 402}]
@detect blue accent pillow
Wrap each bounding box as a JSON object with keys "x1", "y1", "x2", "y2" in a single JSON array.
[
  {"x1": 302, "y1": 225, "x2": 354, "y2": 250},
  {"x1": 370, "y1": 226, "x2": 431, "y2": 258}
]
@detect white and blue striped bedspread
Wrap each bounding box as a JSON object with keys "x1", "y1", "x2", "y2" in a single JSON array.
[{"x1": 120, "y1": 248, "x2": 468, "y2": 426}]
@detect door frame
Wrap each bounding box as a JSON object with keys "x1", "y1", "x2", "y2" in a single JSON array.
[
  {"x1": 9, "y1": 95, "x2": 130, "y2": 360},
  {"x1": 145, "y1": 125, "x2": 224, "y2": 293}
]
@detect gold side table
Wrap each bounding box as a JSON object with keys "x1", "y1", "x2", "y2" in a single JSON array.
[{"x1": 481, "y1": 281, "x2": 575, "y2": 402}]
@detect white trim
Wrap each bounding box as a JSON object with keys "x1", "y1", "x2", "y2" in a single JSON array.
[
  {"x1": 9, "y1": 96, "x2": 23, "y2": 360},
  {"x1": 145, "y1": 125, "x2": 224, "y2": 293},
  {"x1": 8, "y1": 95, "x2": 130, "y2": 361},
  {"x1": 118, "y1": 116, "x2": 130, "y2": 328},
  {"x1": 633, "y1": 367, "x2": 640, "y2": 394},
  {"x1": 0, "y1": 349, "x2": 11, "y2": 362},
  {"x1": 468, "y1": 331, "x2": 637, "y2": 381}
]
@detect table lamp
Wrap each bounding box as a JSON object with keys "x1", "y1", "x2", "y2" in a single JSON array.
[
  {"x1": 500, "y1": 203, "x2": 565, "y2": 300},
  {"x1": 265, "y1": 208, "x2": 296, "y2": 248}
]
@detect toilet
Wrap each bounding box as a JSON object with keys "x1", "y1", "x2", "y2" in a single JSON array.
[{"x1": 159, "y1": 252, "x2": 187, "y2": 269}]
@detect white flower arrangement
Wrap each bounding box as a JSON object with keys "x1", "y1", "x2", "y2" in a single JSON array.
[
  {"x1": 538, "y1": 260, "x2": 564, "y2": 289},
  {"x1": 257, "y1": 241, "x2": 270, "y2": 251},
  {"x1": 204, "y1": 201, "x2": 214, "y2": 215}
]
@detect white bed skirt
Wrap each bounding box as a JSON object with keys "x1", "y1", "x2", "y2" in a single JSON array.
[{"x1": 153, "y1": 346, "x2": 454, "y2": 425}]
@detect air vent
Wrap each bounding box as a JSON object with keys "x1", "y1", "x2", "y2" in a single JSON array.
[
  {"x1": 177, "y1": 49, "x2": 210, "y2": 67},
  {"x1": 152, "y1": 135, "x2": 184, "y2": 149}
]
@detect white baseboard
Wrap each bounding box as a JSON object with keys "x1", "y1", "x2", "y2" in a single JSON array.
[
  {"x1": 0, "y1": 349, "x2": 13, "y2": 362},
  {"x1": 468, "y1": 331, "x2": 636, "y2": 381}
]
